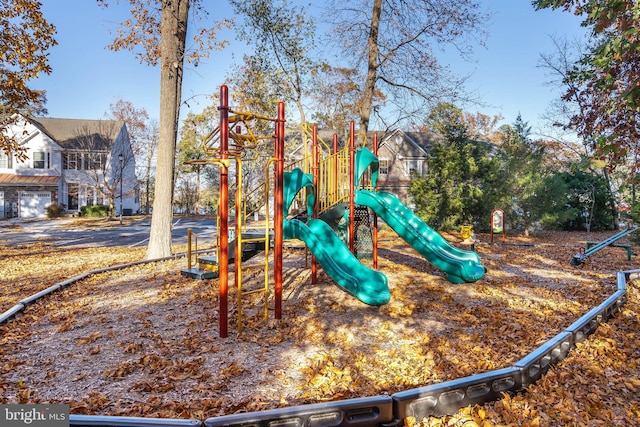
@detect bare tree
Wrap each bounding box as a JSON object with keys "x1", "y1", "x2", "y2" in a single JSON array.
[
  {"x1": 326, "y1": 0, "x2": 490, "y2": 137},
  {"x1": 538, "y1": 34, "x2": 622, "y2": 225},
  {"x1": 308, "y1": 64, "x2": 373, "y2": 132},
  {"x1": 106, "y1": 100, "x2": 158, "y2": 215},
  {"x1": 99, "y1": 0, "x2": 232, "y2": 258},
  {"x1": 229, "y1": 0, "x2": 317, "y2": 126},
  {"x1": 69, "y1": 121, "x2": 135, "y2": 218},
  {"x1": 139, "y1": 119, "x2": 159, "y2": 214},
  {"x1": 538, "y1": 35, "x2": 591, "y2": 154},
  {"x1": 535, "y1": 0, "x2": 640, "y2": 174},
  {"x1": 106, "y1": 100, "x2": 150, "y2": 158},
  {"x1": 174, "y1": 174, "x2": 199, "y2": 214}
]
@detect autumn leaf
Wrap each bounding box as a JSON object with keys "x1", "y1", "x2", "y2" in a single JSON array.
[{"x1": 76, "y1": 331, "x2": 101, "y2": 346}]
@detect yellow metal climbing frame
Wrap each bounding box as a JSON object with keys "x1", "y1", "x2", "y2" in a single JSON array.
[{"x1": 184, "y1": 110, "x2": 277, "y2": 335}]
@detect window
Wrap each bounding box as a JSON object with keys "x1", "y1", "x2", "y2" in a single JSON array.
[
  {"x1": 84, "y1": 152, "x2": 105, "y2": 170},
  {"x1": 405, "y1": 160, "x2": 420, "y2": 176},
  {"x1": 379, "y1": 159, "x2": 389, "y2": 175},
  {"x1": 33, "y1": 152, "x2": 49, "y2": 169},
  {"x1": 94, "y1": 153, "x2": 105, "y2": 170},
  {"x1": 63, "y1": 152, "x2": 80, "y2": 170},
  {"x1": 0, "y1": 152, "x2": 10, "y2": 169}
]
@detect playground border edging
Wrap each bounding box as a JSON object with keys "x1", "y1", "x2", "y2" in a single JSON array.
[
  {"x1": 0, "y1": 258, "x2": 635, "y2": 427},
  {"x1": 0, "y1": 252, "x2": 207, "y2": 325},
  {"x1": 68, "y1": 415, "x2": 203, "y2": 426}
]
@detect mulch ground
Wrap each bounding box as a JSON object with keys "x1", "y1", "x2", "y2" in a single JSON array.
[{"x1": 0, "y1": 226, "x2": 639, "y2": 427}]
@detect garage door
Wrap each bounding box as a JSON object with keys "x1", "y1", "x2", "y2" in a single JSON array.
[{"x1": 19, "y1": 191, "x2": 51, "y2": 218}]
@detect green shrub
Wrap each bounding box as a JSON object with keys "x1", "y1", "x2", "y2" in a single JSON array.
[
  {"x1": 80, "y1": 205, "x2": 109, "y2": 217},
  {"x1": 46, "y1": 204, "x2": 65, "y2": 218}
]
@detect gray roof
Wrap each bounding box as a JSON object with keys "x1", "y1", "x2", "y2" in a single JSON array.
[
  {"x1": 29, "y1": 117, "x2": 125, "y2": 150},
  {"x1": 403, "y1": 131, "x2": 437, "y2": 151}
]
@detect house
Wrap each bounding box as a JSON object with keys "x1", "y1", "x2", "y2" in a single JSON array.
[
  {"x1": 0, "y1": 115, "x2": 139, "y2": 219},
  {"x1": 375, "y1": 129, "x2": 436, "y2": 204}
]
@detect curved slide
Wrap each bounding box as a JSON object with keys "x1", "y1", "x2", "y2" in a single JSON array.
[
  {"x1": 283, "y1": 168, "x2": 389, "y2": 306},
  {"x1": 284, "y1": 218, "x2": 390, "y2": 305},
  {"x1": 355, "y1": 189, "x2": 486, "y2": 284}
]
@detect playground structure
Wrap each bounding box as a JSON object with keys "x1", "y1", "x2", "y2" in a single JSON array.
[
  {"x1": 570, "y1": 225, "x2": 638, "y2": 266},
  {"x1": 181, "y1": 85, "x2": 486, "y2": 337}
]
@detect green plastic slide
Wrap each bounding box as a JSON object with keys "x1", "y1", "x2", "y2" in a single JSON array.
[
  {"x1": 284, "y1": 218, "x2": 390, "y2": 305},
  {"x1": 355, "y1": 189, "x2": 486, "y2": 284},
  {"x1": 283, "y1": 168, "x2": 390, "y2": 305}
]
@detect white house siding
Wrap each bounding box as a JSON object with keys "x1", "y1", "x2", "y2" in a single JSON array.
[{"x1": 1, "y1": 117, "x2": 140, "y2": 218}]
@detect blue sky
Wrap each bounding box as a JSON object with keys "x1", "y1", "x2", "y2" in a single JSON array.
[{"x1": 35, "y1": 0, "x2": 587, "y2": 136}]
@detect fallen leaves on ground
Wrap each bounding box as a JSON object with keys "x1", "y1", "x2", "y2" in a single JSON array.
[{"x1": 0, "y1": 229, "x2": 639, "y2": 426}]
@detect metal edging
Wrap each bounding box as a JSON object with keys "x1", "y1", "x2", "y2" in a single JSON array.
[
  {"x1": 203, "y1": 396, "x2": 394, "y2": 427},
  {"x1": 69, "y1": 414, "x2": 202, "y2": 426},
  {"x1": 0, "y1": 255, "x2": 187, "y2": 327},
  {"x1": 515, "y1": 331, "x2": 573, "y2": 387},
  {"x1": 391, "y1": 367, "x2": 521, "y2": 419},
  {"x1": 19, "y1": 283, "x2": 62, "y2": 305},
  {"x1": 565, "y1": 289, "x2": 626, "y2": 344},
  {"x1": 0, "y1": 303, "x2": 25, "y2": 323}
]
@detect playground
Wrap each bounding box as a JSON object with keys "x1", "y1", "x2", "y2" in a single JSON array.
[
  {"x1": 1, "y1": 228, "x2": 639, "y2": 425},
  {"x1": 1, "y1": 87, "x2": 640, "y2": 425}
]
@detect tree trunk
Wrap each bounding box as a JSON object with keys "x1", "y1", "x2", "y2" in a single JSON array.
[
  {"x1": 109, "y1": 197, "x2": 115, "y2": 219},
  {"x1": 296, "y1": 94, "x2": 306, "y2": 126},
  {"x1": 147, "y1": 0, "x2": 190, "y2": 259},
  {"x1": 359, "y1": 0, "x2": 382, "y2": 144},
  {"x1": 145, "y1": 153, "x2": 152, "y2": 214},
  {"x1": 196, "y1": 166, "x2": 201, "y2": 215},
  {"x1": 601, "y1": 167, "x2": 618, "y2": 230}
]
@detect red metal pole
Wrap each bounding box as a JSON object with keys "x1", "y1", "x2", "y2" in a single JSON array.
[
  {"x1": 348, "y1": 121, "x2": 355, "y2": 254},
  {"x1": 274, "y1": 102, "x2": 285, "y2": 319},
  {"x1": 373, "y1": 133, "x2": 379, "y2": 269},
  {"x1": 311, "y1": 125, "x2": 319, "y2": 285},
  {"x1": 218, "y1": 85, "x2": 230, "y2": 338}
]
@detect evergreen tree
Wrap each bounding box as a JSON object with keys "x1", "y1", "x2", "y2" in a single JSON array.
[
  {"x1": 410, "y1": 103, "x2": 497, "y2": 230},
  {"x1": 535, "y1": 172, "x2": 576, "y2": 230},
  {"x1": 558, "y1": 169, "x2": 615, "y2": 231},
  {"x1": 496, "y1": 115, "x2": 546, "y2": 235}
]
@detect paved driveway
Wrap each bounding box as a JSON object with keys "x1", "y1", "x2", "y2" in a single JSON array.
[{"x1": 0, "y1": 217, "x2": 217, "y2": 249}]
